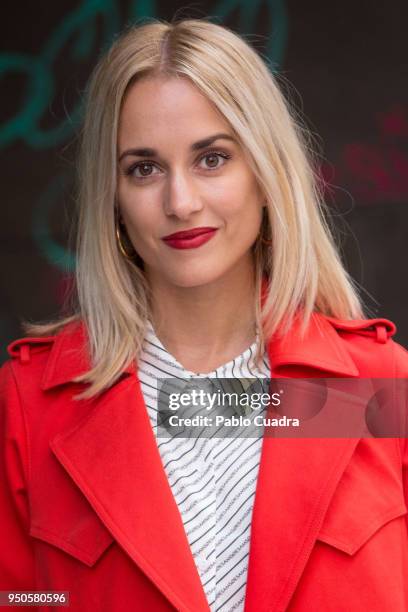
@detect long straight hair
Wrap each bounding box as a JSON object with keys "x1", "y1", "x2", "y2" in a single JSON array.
[{"x1": 23, "y1": 18, "x2": 363, "y2": 399}]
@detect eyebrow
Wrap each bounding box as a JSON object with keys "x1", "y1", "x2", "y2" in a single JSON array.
[{"x1": 118, "y1": 133, "x2": 236, "y2": 162}]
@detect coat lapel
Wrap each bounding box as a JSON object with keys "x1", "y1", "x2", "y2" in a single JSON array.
[
  {"x1": 45, "y1": 313, "x2": 362, "y2": 612},
  {"x1": 48, "y1": 325, "x2": 210, "y2": 611},
  {"x1": 244, "y1": 436, "x2": 362, "y2": 612},
  {"x1": 244, "y1": 312, "x2": 362, "y2": 612}
]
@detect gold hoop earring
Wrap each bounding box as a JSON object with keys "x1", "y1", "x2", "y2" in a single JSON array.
[{"x1": 115, "y1": 214, "x2": 136, "y2": 260}]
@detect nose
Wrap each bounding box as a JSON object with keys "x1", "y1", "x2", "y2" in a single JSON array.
[{"x1": 163, "y1": 170, "x2": 203, "y2": 220}]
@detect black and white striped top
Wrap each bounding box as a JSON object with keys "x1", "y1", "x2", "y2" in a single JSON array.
[{"x1": 138, "y1": 321, "x2": 270, "y2": 611}]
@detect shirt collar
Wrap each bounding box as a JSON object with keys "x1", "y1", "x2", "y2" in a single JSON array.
[{"x1": 142, "y1": 319, "x2": 266, "y2": 378}]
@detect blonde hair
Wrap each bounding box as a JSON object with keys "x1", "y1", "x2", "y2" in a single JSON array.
[{"x1": 22, "y1": 17, "x2": 363, "y2": 400}]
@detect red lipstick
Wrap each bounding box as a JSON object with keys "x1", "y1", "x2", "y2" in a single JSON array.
[{"x1": 162, "y1": 227, "x2": 218, "y2": 250}]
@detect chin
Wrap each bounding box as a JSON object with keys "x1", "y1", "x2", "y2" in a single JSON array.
[
  {"x1": 158, "y1": 264, "x2": 230, "y2": 290},
  {"x1": 168, "y1": 272, "x2": 222, "y2": 289}
]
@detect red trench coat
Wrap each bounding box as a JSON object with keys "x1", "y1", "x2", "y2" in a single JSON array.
[{"x1": 1, "y1": 312, "x2": 408, "y2": 611}]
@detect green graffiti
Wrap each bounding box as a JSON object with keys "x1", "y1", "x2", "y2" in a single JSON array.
[
  {"x1": 33, "y1": 174, "x2": 76, "y2": 272},
  {"x1": 0, "y1": 0, "x2": 121, "y2": 148},
  {"x1": 0, "y1": 0, "x2": 285, "y2": 149},
  {"x1": 130, "y1": 0, "x2": 157, "y2": 20},
  {"x1": 213, "y1": 0, "x2": 287, "y2": 67}
]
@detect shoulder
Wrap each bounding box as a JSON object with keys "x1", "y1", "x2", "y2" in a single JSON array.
[
  {"x1": 0, "y1": 321, "x2": 87, "y2": 473},
  {"x1": 1, "y1": 319, "x2": 86, "y2": 389},
  {"x1": 6, "y1": 335, "x2": 58, "y2": 363},
  {"x1": 322, "y1": 314, "x2": 408, "y2": 377}
]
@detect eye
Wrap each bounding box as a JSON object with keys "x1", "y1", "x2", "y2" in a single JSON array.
[
  {"x1": 125, "y1": 161, "x2": 160, "y2": 179},
  {"x1": 198, "y1": 151, "x2": 231, "y2": 170}
]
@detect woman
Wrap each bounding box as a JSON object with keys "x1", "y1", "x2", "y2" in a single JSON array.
[{"x1": 1, "y1": 18, "x2": 408, "y2": 612}]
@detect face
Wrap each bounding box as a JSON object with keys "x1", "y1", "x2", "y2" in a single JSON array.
[{"x1": 116, "y1": 75, "x2": 265, "y2": 289}]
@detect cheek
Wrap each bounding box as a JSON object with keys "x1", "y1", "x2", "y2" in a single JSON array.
[
  {"x1": 225, "y1": 191, "x2": 263, "y2": 228},
  {"x1": 223, "y1": 172, "x2": 263, "y2": 218},
  {"x1": 125, "y1": 209, "x2": 155, "y2": 241},
  {"x1": 117, "y1": 189, "x2": 155, "y2": 239}
]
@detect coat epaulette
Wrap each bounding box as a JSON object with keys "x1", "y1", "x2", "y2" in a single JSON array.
[
  {"x1": 7, "y1": 336, "x2": 56, "y2": 364},
  {"x1": 326, "y1": 317, "x2": 396, "y2": 345}
]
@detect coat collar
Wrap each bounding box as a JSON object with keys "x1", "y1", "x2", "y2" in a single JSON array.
[
  {"x1": 41, "y1": 321, "x2": 135, "y2": 391},
  {"x1": 41, "y1": 311, "x2": 359, "y2": 391}
]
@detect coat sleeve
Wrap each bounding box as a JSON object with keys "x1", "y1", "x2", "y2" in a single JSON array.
[{"x1": 0, "y1": 360, "x2": 36, "y2": 589}]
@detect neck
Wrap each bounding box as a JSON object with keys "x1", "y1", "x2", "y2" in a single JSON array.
[{"x1": 146, "y1": 261, "x2": 258, "y2": 373}]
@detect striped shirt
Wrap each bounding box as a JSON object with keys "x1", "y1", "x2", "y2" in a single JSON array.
[{"x1": 138, "y1": 321, "x2": 270, "y2": 611}]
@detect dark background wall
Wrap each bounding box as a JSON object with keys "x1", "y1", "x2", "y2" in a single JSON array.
[{"x1": 1, "y1": 0, "x2": 407, "y2": 361}]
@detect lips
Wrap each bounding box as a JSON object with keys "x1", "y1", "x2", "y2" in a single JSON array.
[
  {"x1": 162, "y1": 227, "x2": 218, "y2": 250},
  {"x1": 162, "y1": 227, "x2": 216, "y2": 240}
]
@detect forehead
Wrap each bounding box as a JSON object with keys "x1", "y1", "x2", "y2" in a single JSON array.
[{"x1": 117, "y1": 76, "x2": 232, "y2": 147}]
